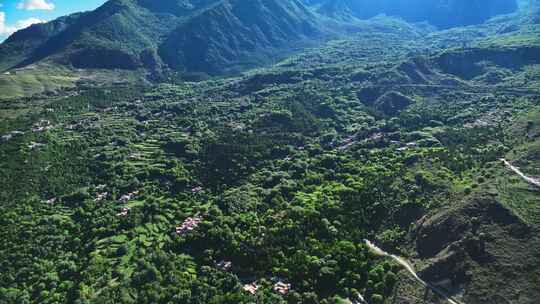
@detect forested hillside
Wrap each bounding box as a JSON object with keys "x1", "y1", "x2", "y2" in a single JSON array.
[
  {"x1": 0, "y1": 0, "x2": 539, "y2": 304},
  {"x1": 0, "y1": 0, "x2": 325, "y2": 75},
  {"x1": 0, "y1": 0, "x2": 522, "y2": 76}
]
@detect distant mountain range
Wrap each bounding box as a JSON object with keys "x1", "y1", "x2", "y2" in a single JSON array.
[
  {"x1": 312, "y1": 0, "x2": 518, "y2": 28},
  {"x1": 0, "y1": 0, "x2": 519, "y2": 75}
]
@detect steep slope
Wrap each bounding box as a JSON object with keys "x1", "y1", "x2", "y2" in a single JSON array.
[
  {"x1": 159, "y1": 0, "x2": 322, "y2": 74},
  {"x1": 0, "y1": 13, "x2": 84, "y2": 71},
  {"x1": 0, "y1": 0, "x2": 521, "y2": 75},
  {"x1": 408, "y1": 195, "x2": 540, "y2": 304},
  {"x1": 314, "y1": 1, "x2": 357, "y2": 22},
  {"x1": 133, "y1": 0, "x2": 220, "y2": 16},
  {"x1": 0, "y1": 0, "x2": 323, "y2": 75},
  {"x1": 316, "y1": 0, "x2": 519, "y2": 29},
  {"x1": 1, "y1": 0, "x2": 190, "y2": 71}
]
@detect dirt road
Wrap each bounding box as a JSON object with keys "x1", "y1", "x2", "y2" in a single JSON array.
[
  {"x1": 501, "y1": 159, "x2": 540, "y2": 187},
  {"x1": 364, "y1": 240, "x2": 463, "y2": 304}
]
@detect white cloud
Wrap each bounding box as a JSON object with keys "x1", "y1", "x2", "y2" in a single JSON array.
[
  {"x1": 16, "y1": 17, "x2": 46, "y2": 29},
  {"x1": 17, "y1": 0, "x2": 55, "y2": 11},
  {"x1": 0, "y1": 12, "x2": 46, "y2": 39},
  {"x1": 0, "y1": 12, "x2": 15, "y2": 36}
]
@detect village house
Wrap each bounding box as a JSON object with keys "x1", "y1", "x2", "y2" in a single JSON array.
[
  {"x1": 45, "y1": 198, "x2": 57, "y2": 205},
  {"x1": 94, "y1": 192, "x2": 108, "y2": 203},
  {"x1": 175, "y1": 216, "x2": 202, "y2": 235},
  {"x1": 32, "y1": 120, "x2": 53, "y2": 133},
  {"x1": 243, "y1": 282, "x2": 259, "y2": 295},
  {"x1": 191, "y1": 186, "x2": 203, "y2": 194},
  {"x1": 2, "y1": 130, "x2": 25, "y2": 142},
  {"x1": 397, "y1": 141, "x2": 419, "y2": 151},
  {"x1": 338, "y1": 135, "x2": 358, "y2": 150},
  {"x1": 406, "y1": 141, "x2": 418, "y2": 148},
  {"x1": 28, "y1": 142, "x2": 45, "y2": 150},
  {"x1": 216, "y1": 260, "x2": 232, "y2": 271},
  {"x1": 273, "y1": 281, "x2": 291, "y2": 295},
  {"x1": 119, "y1": 190, "x2": 139, "y2": 203},
  {"x1": 117, "y1": 207, "x2": 130, "y2": 217}
]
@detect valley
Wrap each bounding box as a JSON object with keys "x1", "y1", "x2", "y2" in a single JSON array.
[{"x1": 1, "y1": 0, "x2": 540, "y2": 304}]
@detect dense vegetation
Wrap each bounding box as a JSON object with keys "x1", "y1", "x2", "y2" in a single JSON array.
[
  {"x1": 0, "y1": 0, "x2": 323, "y2": 75},
  {"x1": 1, "y1": 1, "x2": 540, "y2": 304},
  {"x1": 0, "y1": 0, "x2": 522, "y2": 76}
]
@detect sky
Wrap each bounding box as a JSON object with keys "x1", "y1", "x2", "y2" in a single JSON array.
[{"x1": 0, "y1": 0, "x2": 106, "y2": 42}]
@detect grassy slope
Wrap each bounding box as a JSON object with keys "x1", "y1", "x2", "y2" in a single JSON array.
[{"x1": 0, "y1": 72, "x2": 78, "y2": 99}]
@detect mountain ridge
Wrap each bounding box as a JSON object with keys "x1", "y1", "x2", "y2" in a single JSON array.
[
  {"x1": 0, "y1": 0, "x2": 522, "y2": 76},
  {"x1": 0, "y1": 0, "x2": 326, "y2": 76},
  {"x1": 314, "y1": 0, "x2": 519, "y2": 29}
]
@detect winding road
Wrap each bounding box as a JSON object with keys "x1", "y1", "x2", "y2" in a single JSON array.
[
  {"x1": 364, "y1": 240, "x2": 463, "y2": 304},
  {"x1": 361, "y1": 159, "x2": 538, "y2": 302},
  {"x1": 501, "y1": 159, "x2": 540, "y2": 187}
]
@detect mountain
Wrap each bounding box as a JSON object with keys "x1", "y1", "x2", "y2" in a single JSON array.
[
  {"x1": 0, "y1": 0, "x2": 521, "y2": 75},
  {"x1": 315, "y1": 0, "x2": 519, "y2": 29},
  {"x1": 158, "y1": 0, "x2": 322, "y2": 74},
  {"x1": 0, "y1": 0, "x2": 176, "y2": 71},
  {"x1": 0, "y1": 13, "x2": 83, "y2": 71},
  {"x1": 0, "y1": 0, "x2": 323, "y2": 75}
]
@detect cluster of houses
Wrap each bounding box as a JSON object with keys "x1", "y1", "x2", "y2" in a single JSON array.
[
  {"x1": 65, "y1": 115, "x2": 104, "y2": 132},
  {"x1": 116, "y1": 190, "x2": 139, "y2": 216},
  {"x1": 242, "y1": 281, "x2": 291, "y2": 296},
  {"x1": 32, "y1": 120, "x2": 54, "y2": 133},
  {"x1": 339, "y1": 132, "x2": 388, "y2": 151},
  {"x1": 334, "y1": 131, "x2": 424, "y2": 153},
  {"x1": 176, "y1": 216, "x2": 202, "y2": 235},
  {"x1": 119, "y1": 190, "x2": 139, "y2": 203}
]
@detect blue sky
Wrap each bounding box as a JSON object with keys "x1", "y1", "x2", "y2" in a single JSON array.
[{"x1": 0, "y1": 0, "x2": 106, "y2": 42}]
